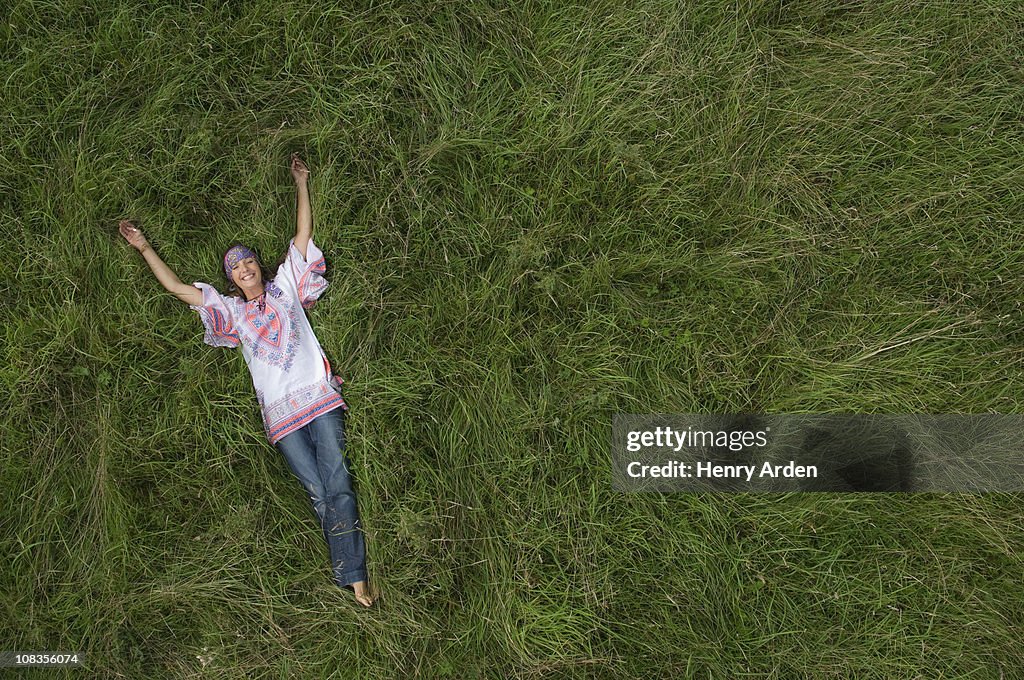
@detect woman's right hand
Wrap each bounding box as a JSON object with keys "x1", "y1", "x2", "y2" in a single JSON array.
[{"x1": 118, "y1": 219, "x2": 149, "y2": 252}]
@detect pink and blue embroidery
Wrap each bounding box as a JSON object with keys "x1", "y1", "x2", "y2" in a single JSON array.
[
  {"x1": 195, "y1": 304, "x2": 240, "y2": 348},
  {"x1": 264, "y1": 381, "x2": 348, "y2": 443},
  {"x1": 297, "y1": 256, "x2": 327, "y2": 308},
  {"x1": 237, "y1": 280, "x2": 300, "y2": 371},
  {"x1": 247, "y1": 303, "x2": 282, "y2": 345}
]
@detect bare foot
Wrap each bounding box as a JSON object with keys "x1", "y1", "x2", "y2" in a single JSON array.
[{"x1": 351, "y1": 580, "x2": 374, "y2": 607}]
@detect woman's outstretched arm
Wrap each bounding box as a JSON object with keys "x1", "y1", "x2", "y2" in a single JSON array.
[
  {"x1": 290, "y1": 153, "x2": 312, "y2": 259},
  {"x1": 118, "y1": 220, "x2": 203, "y2": 306}
]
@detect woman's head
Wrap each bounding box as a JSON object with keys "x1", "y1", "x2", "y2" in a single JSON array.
[{"x1": 223, "y1": 244, "x2": 270, "y2": 300}]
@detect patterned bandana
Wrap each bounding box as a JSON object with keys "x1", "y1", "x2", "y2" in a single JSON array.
[{"x1": 223, "y1": 245, "x2": 259, "y2": 281}]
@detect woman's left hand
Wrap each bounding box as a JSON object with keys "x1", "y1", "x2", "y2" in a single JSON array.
[{"x1": 290, "y1": 152, "x2": 310, "y2": 184}]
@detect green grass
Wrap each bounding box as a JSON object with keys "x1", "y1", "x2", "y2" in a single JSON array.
[{"x1": 2, "y1": 0, "x2": 1024, "y2": 677}]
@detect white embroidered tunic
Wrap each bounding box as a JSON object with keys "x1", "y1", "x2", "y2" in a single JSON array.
[{"x1": 189, "y1": 238, "x2": 347, "y2": 444}]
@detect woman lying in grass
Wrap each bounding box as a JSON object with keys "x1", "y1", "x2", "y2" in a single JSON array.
[{"x1": 119, "y1": 153, "x2": 373, "y2": 607}]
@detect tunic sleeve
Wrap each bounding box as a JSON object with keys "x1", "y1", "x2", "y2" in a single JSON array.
[
  {"x1": 189, "y1": 282, "x2": 241, "y2": 348},
  {"x1": 277, "y1": 237, "x2": 328, "y2": 309}
]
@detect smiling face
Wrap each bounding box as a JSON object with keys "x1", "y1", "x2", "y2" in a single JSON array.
[{"x1": 231, "y1": 257, "x2": 264, "y2": 299}]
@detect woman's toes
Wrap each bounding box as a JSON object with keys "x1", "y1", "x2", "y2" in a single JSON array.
[{"x1": 352, "y1": 581, "x2": 374, "y2": 607}]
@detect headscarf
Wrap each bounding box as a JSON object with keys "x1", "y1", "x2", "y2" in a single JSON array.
[{"x1": 223, "y1": 245, "x2": 259, "y2": 281}]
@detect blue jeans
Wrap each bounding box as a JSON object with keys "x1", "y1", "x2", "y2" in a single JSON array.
[{"x1": 275, "y1": 408, "x2": 367, "y2": 587}]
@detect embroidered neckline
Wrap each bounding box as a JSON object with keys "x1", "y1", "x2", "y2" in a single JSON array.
[{"x1": 244, "y1": 281, "x2": 282, "y2": 313}]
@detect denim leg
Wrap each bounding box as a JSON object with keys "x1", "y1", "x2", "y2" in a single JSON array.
[
  {"x1": 276, "y1": 408, "x2": 367, "y2": 587},
  {"x1": 275, "y1": 425, "x2": 331, "y2": 545}
]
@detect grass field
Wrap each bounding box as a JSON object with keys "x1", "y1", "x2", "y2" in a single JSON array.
[{"x1": 3, "y1": 0, "x2": 1024, "y2": 677}]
